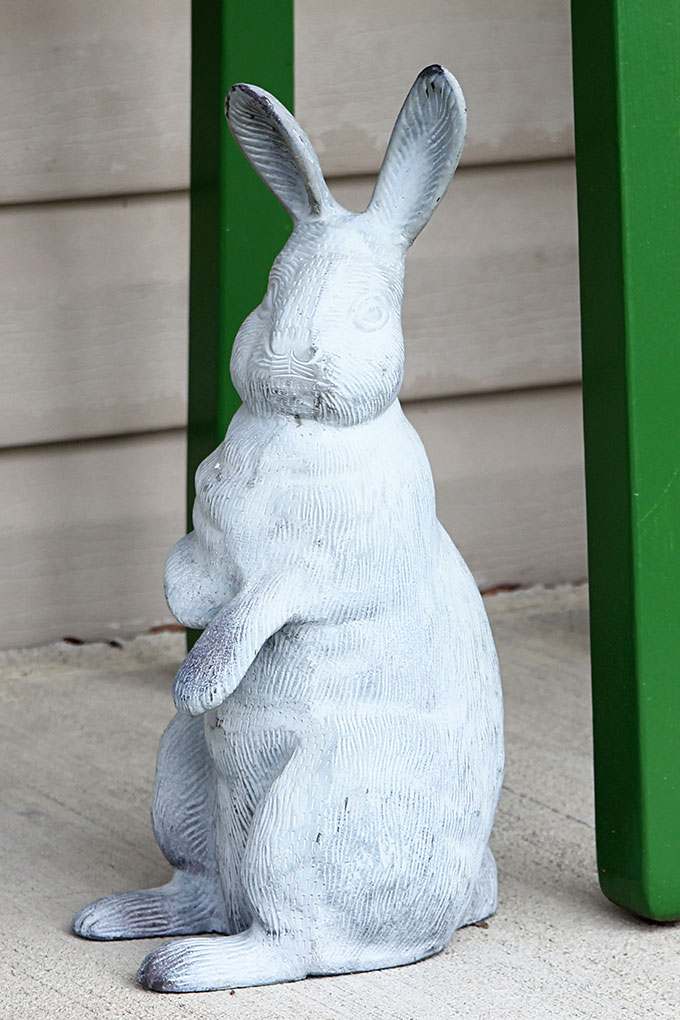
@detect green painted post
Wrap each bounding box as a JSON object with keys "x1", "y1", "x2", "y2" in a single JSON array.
[
  {"x1": 187, "y1": 1, "x2": 294, "y2": 646},
  {"x1": 188, "y1": 0, "x2": 294, "y2": 508},
  {"x1": 571, "y1": 1, "x2": 680, "y2": 919}
]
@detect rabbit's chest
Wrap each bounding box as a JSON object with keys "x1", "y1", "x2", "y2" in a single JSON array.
[
  {"x1": 196, "y1": 458, "x2": 329, "y2": 568},
  {"x1": 194, "y1": 403, "x2": 437, "y2": 581}
]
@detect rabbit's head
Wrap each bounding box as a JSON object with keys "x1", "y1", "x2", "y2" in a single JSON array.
[{"x1": 226, "y1": 66, "x2": 466, "y2": 426}]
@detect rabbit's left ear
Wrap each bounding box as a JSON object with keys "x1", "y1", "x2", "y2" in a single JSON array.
[
  {"x1": 364, "y1": 66, "x2": 466, "y2": 248},
  {"x1": 226, "y1": 84, "x2": 342, "y2": 223}
]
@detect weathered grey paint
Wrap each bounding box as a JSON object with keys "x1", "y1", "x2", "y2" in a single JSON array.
[{"x1": 73, "y1": 66, "x2": 504, "y2": 993}]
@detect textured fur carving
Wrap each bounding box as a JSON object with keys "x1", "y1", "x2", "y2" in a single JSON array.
[{"x1": 73, "y1": 65, "x2": 504, "y2": 993}]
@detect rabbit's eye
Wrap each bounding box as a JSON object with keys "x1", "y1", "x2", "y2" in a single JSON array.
[{"x1": 352, "y1": 295, "x2": 390, "y2": 332}]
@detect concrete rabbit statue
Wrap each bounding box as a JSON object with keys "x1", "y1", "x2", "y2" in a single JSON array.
[{"x1": 73, "y1": 65, "x2": 504, "y2": 993}]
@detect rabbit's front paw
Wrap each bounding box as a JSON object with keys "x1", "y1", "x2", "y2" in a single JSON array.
[{"x1": 173, "y1": 661, "x2": 230, "y2": 716}]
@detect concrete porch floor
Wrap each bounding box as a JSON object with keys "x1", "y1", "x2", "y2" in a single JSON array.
[{"x1": 1, "y1": 585, "x2": 678, "y2": 1019}]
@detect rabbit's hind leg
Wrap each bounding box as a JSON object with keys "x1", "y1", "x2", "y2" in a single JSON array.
[
  {"x1": 137, "y1": 742, "x2": 318, "y2": 990},
  {"x1": 74, "y1": 712, "x2": 227, "y2": 940}
]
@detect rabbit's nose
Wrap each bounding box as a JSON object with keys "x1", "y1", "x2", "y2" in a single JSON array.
[{"x1": 270, "y1": 329, "x2": 290, "y2": 355}]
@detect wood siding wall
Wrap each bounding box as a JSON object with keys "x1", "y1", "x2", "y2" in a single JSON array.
[{"x1": 0, "y1": 0, "x2": 586, "y2": 647}]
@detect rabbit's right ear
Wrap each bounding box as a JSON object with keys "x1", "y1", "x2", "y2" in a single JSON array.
[
  {"x1": 364, "y1": 66, "x2": 466, "y2": 248},
  {"x1": 226, "y1": 84, "x2": 342, "y2": 224}
]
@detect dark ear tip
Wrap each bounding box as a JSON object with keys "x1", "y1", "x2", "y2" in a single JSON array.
[
  {"x1": 224, "y1": 84, "x2": 241, "y2": 118},
  {"x1": 225, "y1": 83, "x2": 267, "y2": 120},
  {"x1": 223, "y1": 83, "x2": 277, "y2": 125},
  {"x1": 418, "y1": 64, "x2": 446, "y2": 80},
  {"x1": 414, "y1": 64, "x2": 465, "y2": 110}
]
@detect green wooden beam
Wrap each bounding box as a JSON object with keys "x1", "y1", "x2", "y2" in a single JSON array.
[
  {"x1": 571, "y1": 0, "x2": 680, "y2": 919},
  {"x1": 186, "y1": 1, "x2": 293, "y2": 647},
  {"x1": 188, "y1": 0, "x2": 294, "y2": 514}
]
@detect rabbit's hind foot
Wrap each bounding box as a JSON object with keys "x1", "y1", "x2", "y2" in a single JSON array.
[
  {"x1": 73, "y1": 875, "x2": 223, "y2": 941},
  {"x1": 137, "y1": 924, "x2": 308, "y2": 992}
]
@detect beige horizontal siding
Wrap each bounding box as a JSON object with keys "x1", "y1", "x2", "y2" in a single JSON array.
[
  {"x1": 0, "y1": 161, "x2": 579, "y2": 448},
  {"x1": 0, "y1": 0, "x2": 574, "y2": 204},
  {"x1": 406, "y1": 388, "x2": 586, "y2": 590},
  {"x1": 0, "y1": 0, "x2": 190, "y2": 204},
  {"x1": 0, "y1": 386, "x2": 586, "y2": 648},
  {"x1": 0, "y1": 0, "x2": 584, "y2": 648},
  {"x1": 0, "y1": 193, "x2": 190, "y2": 447},
  {"x1": 0, "y1": 430, "x2": 185, "y2": 649},
  {"x1": 298, "y1": 0, "x2": 574, "y2": 176}
]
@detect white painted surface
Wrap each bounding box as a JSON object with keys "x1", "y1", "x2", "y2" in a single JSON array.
[
  {"x1": 0, "y1": 0, "x2": 573, "y2": 202},
  {"x1": 0, "y1": 163, "x2": 579, "y2": 448}
]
